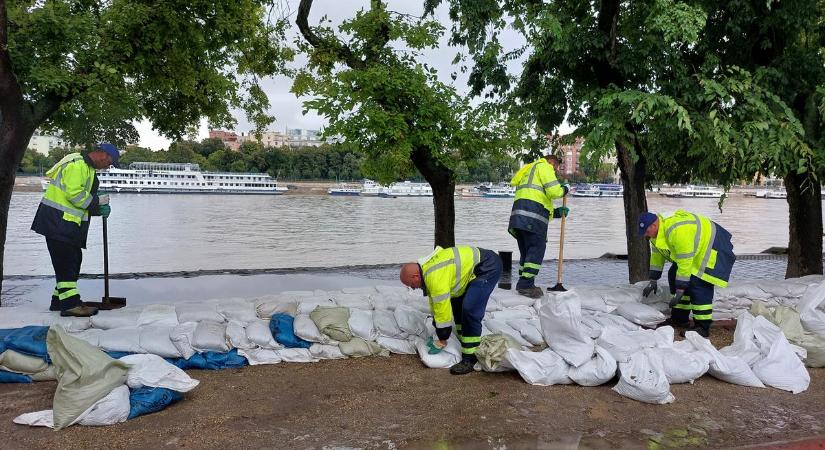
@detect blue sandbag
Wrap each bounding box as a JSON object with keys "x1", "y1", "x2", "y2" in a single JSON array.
[
  {"x1": 128, "y1": 387, "x2": 183, "y2": 419},
  {"x1": 106, "y1": 351, "x2": 136, "y2": 360},
  {"x1": 2, "y1": 326, "x2": 50, "y2": 363},
  {"x1": 0, "y1": 329, "x2": 14, "y2": 353},
  {"x1": 270, "y1": 313, "x2": 311, "y2": 349},
  {"x1": 169, "y1": 350, "x2": 248, "y2": 370},
  {"x1": 0, "y1": 369, "x2": 33, "y2": 383}
]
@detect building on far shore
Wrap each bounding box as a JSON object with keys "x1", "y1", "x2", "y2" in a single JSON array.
[
  {"x1": 27, "y1": 131, "x2": 72, "y2": 155},
  {"x1": 210, "y1": 127, "x2": 326, "y2": 151}
]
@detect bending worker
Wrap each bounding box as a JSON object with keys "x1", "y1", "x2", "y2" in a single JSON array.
[
  {"x1": 31, "y1": 144, "x2": 120, "y2": 317},
  {"x1": 509, "y1": 154, "x2": 569, "y2": 298},
  {"x1": 400, "y1": 245, "x2": 502, "y2": 375},
  {"x1": 639, "y1": 210, "x2": 736, "y2": 337}
]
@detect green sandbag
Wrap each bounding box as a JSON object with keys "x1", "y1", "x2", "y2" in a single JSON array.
[
  {"x1": 476, "y1": 333, "x2": 522, "y2": 372},
  {"x1": 0, "y1": 349, "x2": 49, "y2": 374},
  {"x1": 338, "y1": 337, "x2": 389, "y2": 358},
  {"x1": 310, "y1": 306, "x2": 353, "y2": 342},
  {"x1": 47, "y1": 326, "x2": 129, "y2": 430}
]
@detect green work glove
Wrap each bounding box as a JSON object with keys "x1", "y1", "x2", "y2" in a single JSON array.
[
  {"x1": 553, "y1": 206, "x2": 570, "y2": 219},
  {"x1": 426, "y1": 337, "x2": 444, "y2": 355},
  {"x1": 561, "y1": 183, "x2": 570, "y2": 196},
  {"x1": 99, "y1": 204, "x2": 111, "y2": 218}
]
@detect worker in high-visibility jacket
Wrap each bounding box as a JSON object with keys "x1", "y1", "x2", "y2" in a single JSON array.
[
  {"x1": 400, "y1": 245, "x2": 502, "y2": 375},
  {"x1": 31, "y1": 144, "x2": 120, "y2": 317},
  {"x1": 639, "y1": 210, "x2": 736, "y2": 337},
  {"x1": 509, "y1": 154, "x2": 569, "y2": 299}
]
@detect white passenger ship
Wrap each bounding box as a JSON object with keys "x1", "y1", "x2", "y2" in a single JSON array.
[{"x1": 48, "y1": 162, "x2": 288, "y2": 194}]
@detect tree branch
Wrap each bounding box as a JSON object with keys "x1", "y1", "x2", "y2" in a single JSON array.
[
  {"x1": 0, "y1": 0, "x2": 7, "y2": 50},
  {"x1": 296, "y1": 0, "x2": 365, "y2": 69}
]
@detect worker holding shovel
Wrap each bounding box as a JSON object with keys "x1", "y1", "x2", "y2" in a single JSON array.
[
  {"x1": 31, "y1": 143, "x2": 120, "y2": 317},
  {"x1": 508, "y1": 154, "x2": 569, "y2": 298}
]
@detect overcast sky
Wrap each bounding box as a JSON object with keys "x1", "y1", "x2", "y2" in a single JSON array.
[{"x1": 136, "y1": 0, "x2": 530, "y2": 150}]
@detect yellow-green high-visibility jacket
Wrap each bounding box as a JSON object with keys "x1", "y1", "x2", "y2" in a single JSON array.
[
  {"x1": 508, "y1": 158, "x2": 566, "y2": 238},
  {"x1": 420, "y1": 245, "x2": 481, "y2": 331},
  {"x1": 31, "y1": 153, "x2": 100, "y2": 248},
  {"x1": 649, "y1": 210, "x2": 736, "y2": 290}
]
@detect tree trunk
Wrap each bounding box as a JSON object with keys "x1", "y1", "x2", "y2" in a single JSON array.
[
  {"x1": 411, "y1": 146, "x2": 455, "y2": 248},
  {"x1": 784, "y1": 171, "x2": 823, "y2": 278},
  {"x1": 615, "y1": 141, "x2": 649, "y2": 283}
]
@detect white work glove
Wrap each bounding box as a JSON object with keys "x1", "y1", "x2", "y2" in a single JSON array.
[{"x1": 98, "y1": 194, "x2": 110, "y2": 205}]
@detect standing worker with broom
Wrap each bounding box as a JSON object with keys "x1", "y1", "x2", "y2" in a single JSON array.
[
  {"x1": 509, "y1": 154, "x2": 569, "y2": 298},
  {"x1": 31, "y1": 143, "x2": 120, "y2": 317}
]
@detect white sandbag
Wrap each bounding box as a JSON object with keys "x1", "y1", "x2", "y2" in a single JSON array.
[
  {"x1": 119, "y1": 354, "x2": 199, "y2": 392},
  {"x1": 309, "y1": 344, "x2": 348, "y2": 359},
  {"x1": 489, "y1": 308, "x2": 535, "y2": 321},
  {"x1": 137, "y1": 304, "x2": 179, "y2": 327},
  {"x1": 568, "y1": 346, "x2": 617, "y2": 386},
  {"x1": 376, "y1": 336, "x2": 417, "y2": 354},
  {"x1": 98, "y1": 327, "x2": 143, "y2": 354},
  {"x1": 0, "y1": 349, "x2": 49, "y2": 374},
  {"x1": 215, "y1": 298, "x2": 257, "y2": 323},
  {"x1": 757, "y1": 279, "x2": 809, "y2": 298},
  {"x1": 279, "y1": 290, "x2": 315, "y2": 299},
  {"x1": 13, "y1": 410, "x2": 55, "y2": 428},
  {"x1": 719, "y1": 313, "x2": 762, "y2": 366},
  {"x1": 654, "y1": 347, "x2": 709, "y2": 384},
  {"x1": 596, "y1": 327, "x2": 672, "y2": 363},
  {"x1": 293, "y1": 314, "x2": 333, "y2": 344},
  {"x1": 614, "y1": 302, "x2": 666, "y2": 328},
  {"x1": 176, "y1": 302, "x2": 225, "y2": 323},
  {"x1": 374, "y1": 310, "x2": 405, "y2": 338},
  {"x1": 238, "y1": 348, "x2": 282, "y2": 365},
  {"x1": 254, "y1": 295, "x2": 298, "y2": 319},
  {"x1": 330, "y1": 292, "x2": 373, "y2": 310},
  {"x1": 505, "y1": 348, "x2": 572, "y2": 386},
  {"x1": 90, "y1": 308, "x2": 141, "y2": 329},
  {"x1": 538, "y1": 292, "x2": 596, "y2": 367},
  {"x1": 297, "y1": 296, "x2": 337, "y2": 315},
  {"x1": 170, "y1": 322, "x2": 198, "y2": 360},
  {"x1": 507, "y1": 319, "x2": 545, "y2": 346},
  {"x1": 613, "y1": 349, "x2": 675, "y2": 404},
  {"x1": 138, "y1": 326, "x2": 182, "y2": 359},
  {"x1": 348, "y1": 309, "x2": 377, "y2": 341},
  {"x1": 415, "y1": 336, "x2": 462, "y2": 369},
  {"x1": 484, "y1": 298, "x2": 501, "y2": 312},
  {"x1": 75, "y1": 385, "x2": 130, "y2": 427},
  {"x1": 484, "y1": 319, "x2": 531, "y2": 347},
  {"x1": 370, "y1": 285, "x2": 413, "y2": 311},
  {"x1": 799, "y1": 281, "x2": 825, "y2": 338},
  {"x1": 277, "y1": 348, "x2": 319, "y2": 363},
  {"x1": 493, "y1": 289, "x2": 537, "y2": 308},
  {"x1": 191, "y1": 321, "x2": 230, "y2": 353},
  {"x1": 226, "y1": 320, "x2": 255, "y2": 350},
  {"x1": 580, "y1": 313, "x2": 641, "y2": 339},
  {"x1": 68, "y1": 329, "x2": 102, "y2": 347},
  {"x1": 750, "y1": 316, "x2": 810, "y2": 393},
  {"x1": 341, "y1": 286, "x2": 378, "y2": 295},
  {"x1": 685, "y1": 331, "x2": 764, "y2": 387},
  {"x1": 394, "y1": 305, "x2": 429, "y2": 337},
  {"x1": 246, "y1": 320, "x2": 281, "y2": 349},
  {"x1": 45, "y1": 316, "x2": 92, "y2": 333}
]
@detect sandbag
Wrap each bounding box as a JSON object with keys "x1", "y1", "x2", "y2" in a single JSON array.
[
  {"x1": 475, "y1": 334, "x2": 521, "y2": 372},
  {"x1": 484, "y1": 319, "x2": 531, "y2": 347},
  {"x1": 98, "y1": 327, "x2": 143, "y2": 354},
  {"x1": 226, "y1": 320, "x2": 255, "y2": 350},
  {"x1": 215, "y1": 298, "x2": 257, "y2": 323},
  {"x1": 505, "y1": 348, "x2": 572, "y2": 386},
  {"x1": 191, "y1": 321, "x2": 230, "y2": 353},
  {"x1": 330, "y1": 292, "x2": 373, "y2": 310},
  {"x1": 139, "y1": 326, "x2": 182, "y2": 359},
  {"x1": 493, "y1": 290, "x2": 537, "y2": 308},
  {"x1": 119, "y1": 354, "x2": 199, "y2": 392},
  {"x1": 613, "y1": 349, "x2": 675, "y2": 405},
  {"x1": 374, "y1": 310, "x2": 405, "y2": 338},
  {"x1": 614, "y1": 303, "x2": 666, "y2": 328},
  {"x1": 538, "y1": 292, "x2": 595, "y2": 367},
  {"x1": 685, "y1": 331, "x2": 764, "y2": 388},
  {"x1": 245, "y1": 320, "x2": 281, "y2": 349},
  {"x1": 596, "y1": 327, "x2": 672, "y2": 364},
  {"x1": 169, "y1": 322, "x2": 198, "y2": 360},
  {"x1": 128, "y1": 387, "x2": 183, "y2": 420},
  {"x1": 338, "y1": 337, "x2": 390, "y2": 358},
  {"x1": 719, "y1": 313, "x2": 762, "y2": 366},
  {"x1": 654, "y1": 347, "x2": 709, "y2": 384},
  {"x1": 310, "y1": 307, "x2": 353, "y2": 342},
  {"x1": 3, "y1": 326, "x2": 50, "y2": 361},
  {"x1": 297, "y1": 297, "x2": 337, "y2": 315},
  {"x1": 0, "y1": 349, "x2": 49, "y2": 374},
  {"x1": 176, "y1": 303, "x2": 225, "y2": 323},
  {"x1": 276, "y1": 348, "x2": 319, "y2": 363},
  {"x1": 415, "y1": 336, "x2": 462, "y2": 369},
  {"x1": 269, "y1": 314, "x2": 312, "y2": 349},
  {"x1": 137, "y1": 305, "x2": 179, "y2": 327},
  {"x1": 254, "y1": 296, "x2": 298, "y2": 319},
  {"x1": 68, "y1": 329, "x2": 102, "y2": 348},
  {"x1": 580, "y1": 313, "x2": 640, "y2": 339},
  {"x1": 348, "y1": 309, "x2": 377, "y2": 341},
  {"x1": 171, "y1": 350, "x2": 247, "y2": 370},
  {"x1": 91, "y1": 308, "x2": 141, "y2": 330},
  {"x1": 750, "y1": 316, "x2": 810, "y2": 394},
  {"x1": 238, "y1": 348, "x2": 282, "y2": 365},
  {"x1": 799, "y1": 281, "x2": 825, "y2": 338},
  {"x1": 294, "y1": 314, "x2": 334, "y2": 344},
  {"x1": 375, "y1": 336, "x2": 417, "y2": 355},
  {"x1": 506, "y1": 319, "x2": 544, "y2": 346},
  {"x1": 568, "y1": 346, "x2": 617, "y2": 386},
  {"x1": 30, "y1": 365, "x2": 57, "y2": 382},
  {"x1": 370, "y1": 285, "x2": 412, "y2": 311},
  {"x1": 309, "y1": 343, "x2": 348, "y2": 359},
  {"x1": 394, "y1": 305, "x2": 429, "y2": 337},
  {"x1": 0, "y1": 369, "x2": 32, "y2": 383},
  {"x1": 488, "y1": 308, "x2": 534, "y2": 321},
  {"x1": 47, "y1": 327, "x2": 129, "y2": 430},
  {"x1": 44, "y1": 316, "x2": 92, "y2": 333}
]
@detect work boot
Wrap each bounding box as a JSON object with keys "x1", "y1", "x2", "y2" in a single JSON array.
[
  {"x1": 516, "y1": 286, "x2": 544, "y2": 299},
  {"x1": 657, "y1": 318, "x2": 690, "y2": 329},
  {"x1": 60, "y1": 305, "x2": 99, "y2": 317},
  {"x1": 49, "y1": 297, "x2": 61, "y2": 312},
  {"x1": 450, "y1": 356, "x2": 477, "y2": 375},
  {"x1": 682, "y1": 324, "x2": 710, "y2": 338}
]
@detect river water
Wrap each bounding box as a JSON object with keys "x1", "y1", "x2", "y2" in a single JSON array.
[{"x1": 4, "y1": 191, "x2": 810, "y2": 276}]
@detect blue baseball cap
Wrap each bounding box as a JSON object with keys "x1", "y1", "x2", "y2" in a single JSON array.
[
  {"x1": 638, "y1": 212, "x2": 658, "y2": 237},
  {"x1": 97, "y1": 143, "x2": 120, "y2": 167}
]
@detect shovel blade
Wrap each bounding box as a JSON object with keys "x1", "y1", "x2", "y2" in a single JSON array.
[
  {"x1": 548, "y1": 283, "x2": 567, "y2": 292},
  {"x1": 85, "y1": 296, "x2": 127, "y2": 310}
]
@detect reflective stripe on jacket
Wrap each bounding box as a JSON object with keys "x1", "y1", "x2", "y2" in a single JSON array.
[
  {"x1": 649, "y1": 210, "x2": 735, "y2": 289},
  {"x1": 508, "y1": 158, "x2": 565, "y2": 237},
  {"x1": 421, "y1": 246, "x2": 481, "y2": 330},
  {"x1": 42, "y1": 153, "x2": 95, "y2": 225}
]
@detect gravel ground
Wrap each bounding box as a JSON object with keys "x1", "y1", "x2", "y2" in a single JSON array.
[{"x1": 1, "y1": 328, "x2": 824, "y2": 449}]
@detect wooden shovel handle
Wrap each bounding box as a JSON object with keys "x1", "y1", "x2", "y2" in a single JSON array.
[{"x1": 556, "y1": 195, "x2": 567, "y2": 284}]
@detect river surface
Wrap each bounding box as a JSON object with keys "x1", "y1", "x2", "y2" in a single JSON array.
[{"x1": 4, "y1": 191, "x2": 811, "y2": 276}]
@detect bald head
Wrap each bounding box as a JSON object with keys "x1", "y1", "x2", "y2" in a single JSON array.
[{"x1": 400, "y1": 263, "x2": 422, "y2": 289}]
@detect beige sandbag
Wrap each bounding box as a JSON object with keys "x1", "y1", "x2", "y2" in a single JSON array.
[
  {"x1": 46, "y1": 326, "x2": 129, "y2": 430},
  {"x1": 310, "y1": 306, "x2": 353, "y2": 342},
  {"x1": 30, "y1": 365, "x2": 57, "y2": 382},
  {"x1": 338, "y1": 337, "x2": 389, "y2": 358},
  {"x1": 476, "y1": 333, "x2": 522, "y2": 372},
  {"x1": 0, "y1": 349, "x2": 49, "y2": 374}
]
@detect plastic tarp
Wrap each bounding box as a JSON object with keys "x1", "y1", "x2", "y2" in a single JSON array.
[
  {"x1": 3, "y1": 326, "x2": 50, "y2": 362},
  {"x1": 0, "y1": 370, "x2": 32, "y2": 383},
  {"x1": 537, "y1": 292, "x2": 596, "y2": 367},
  {"x1": 128, "y1": 387, "x2": 183, "y2": 420},
  {"x1": 269, "y1": 314, "x2": 312, "y2": 349}
]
